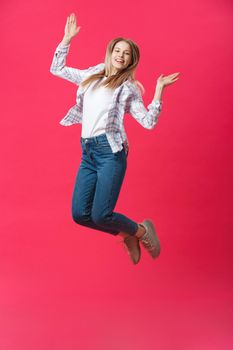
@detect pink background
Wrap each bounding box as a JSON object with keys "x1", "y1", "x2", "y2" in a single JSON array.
[{"x1": 1, "y1": 0, "x2": 232, "y2": 349}]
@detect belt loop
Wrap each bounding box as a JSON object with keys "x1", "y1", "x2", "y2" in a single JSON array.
[{"x1": 95, "y1": 136, "x2": 98, "y2": 144}]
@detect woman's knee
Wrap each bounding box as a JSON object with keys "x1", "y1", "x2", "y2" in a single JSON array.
[
  {"x1": 72, "y1": 209, "x2": 88, "y2": 224},
  {"x1": 92, "y1": 212, "x2": 109, "y2": 226}
]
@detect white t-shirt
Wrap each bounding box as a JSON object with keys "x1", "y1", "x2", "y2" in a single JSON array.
[{"x1": 81, "y1": 76, "x2": 115, "y2": 137}]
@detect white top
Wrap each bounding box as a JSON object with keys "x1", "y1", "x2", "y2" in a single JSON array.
[{"x1": 81, "y1": 76, "x2": 115, "y2": 137}]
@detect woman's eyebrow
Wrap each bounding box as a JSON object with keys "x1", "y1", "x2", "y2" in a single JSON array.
[{"x1": 115, "y1": 46, "x2": 130, "y2": 52}]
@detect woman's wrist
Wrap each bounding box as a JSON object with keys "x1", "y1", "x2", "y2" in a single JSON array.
[
  {"x1": 61, "y1": 36, "x2": 72, "y2": 46},
  {"x1": 153, "y1": 83, "x2": 164, "y2": 102}
]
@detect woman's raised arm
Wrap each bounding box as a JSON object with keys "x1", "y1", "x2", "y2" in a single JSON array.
[{"x1": 49, "y1": 13, "x2": 97, "y2": 85}]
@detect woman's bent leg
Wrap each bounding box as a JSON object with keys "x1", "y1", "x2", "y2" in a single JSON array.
[
  {"x1": 72, "y1": 157, "x2": 120, "y2": 235},
  {"x1": 91, "y1": 149, "x2": 138, "y2": 236}
]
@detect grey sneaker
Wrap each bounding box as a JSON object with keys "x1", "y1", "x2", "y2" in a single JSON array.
[
  {"x1": 139, "y1": 219, "x2": 161, "y2": 259},
  {"x1": 121, "y1": 235, "x2": 141, "y2": 264}
]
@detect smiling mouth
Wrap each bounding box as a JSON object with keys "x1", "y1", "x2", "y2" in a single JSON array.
[{"x1": 115, "y1": 59, "x2": 124, "y2": 63}]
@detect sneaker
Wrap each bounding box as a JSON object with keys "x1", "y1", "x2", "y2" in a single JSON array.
[
  {"x1": 139, "y1": 219, "x2": 161, "y2": 259},
  {"x1": 120, "y1": 235, "x2": 141, "y2": 264}
]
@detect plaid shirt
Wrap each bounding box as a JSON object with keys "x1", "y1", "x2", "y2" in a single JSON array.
[{"x1": 50, "y1": 42, "x2": 163, "y2": 154}]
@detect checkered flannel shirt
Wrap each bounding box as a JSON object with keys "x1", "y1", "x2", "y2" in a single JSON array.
[{"x1": 50, "y1": 41, "x2": 163, "y2": 154}]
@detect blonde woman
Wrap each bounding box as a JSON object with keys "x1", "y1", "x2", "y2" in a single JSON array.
[{"x1": 50, "y1": 13, "x2": 180, "y2": 264}]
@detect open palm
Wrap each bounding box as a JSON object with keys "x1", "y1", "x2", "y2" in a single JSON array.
[
  {"x1": 157, "y1": 72, "x2": 180, "y2": 87},
  {"x1": 64, "y1": 13, "x2": 81, "y2": 39}
]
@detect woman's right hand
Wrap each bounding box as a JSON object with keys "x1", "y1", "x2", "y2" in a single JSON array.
[{"x1": 64, "y1": 13, "x2": 81, "y2": 41}]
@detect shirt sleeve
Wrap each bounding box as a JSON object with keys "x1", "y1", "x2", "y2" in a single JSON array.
[
  {"x1": 127, "y1": 87, "x2": 163, "y2": 129},
  {"x1": 49, "y1": 41, "x2": 105, "y2": 85}
]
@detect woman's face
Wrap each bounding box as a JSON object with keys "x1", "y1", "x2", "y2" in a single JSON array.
[{"x1": 110, "y1": 41, "x2": 132, "y2": 75}]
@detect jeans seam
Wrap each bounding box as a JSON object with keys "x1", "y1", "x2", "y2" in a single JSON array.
[{"x1": 107, "y1": 161, "x2": 118, "y2": 218}]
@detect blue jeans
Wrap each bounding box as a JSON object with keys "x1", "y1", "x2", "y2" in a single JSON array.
[{"x1": 71, "y1": 133, "x2": 138, "y2": 236}]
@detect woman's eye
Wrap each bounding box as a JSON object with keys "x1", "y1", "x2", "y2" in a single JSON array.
[{"x1": 115, "y1": 50, "x2": 130, "y2": 55}]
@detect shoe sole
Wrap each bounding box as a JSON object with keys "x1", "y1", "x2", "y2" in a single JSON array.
[{"x1": 140, "y1": 219, "x2": 161, "y2": 259}]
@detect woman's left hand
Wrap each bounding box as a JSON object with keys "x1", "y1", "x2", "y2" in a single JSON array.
[{"x1": 157, "y1": 72, "x2": 180, "y2": 88}]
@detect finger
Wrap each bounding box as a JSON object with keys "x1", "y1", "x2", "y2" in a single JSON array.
[{"x1": 169, "y1": 73, "x2": 179, "y2": 77}]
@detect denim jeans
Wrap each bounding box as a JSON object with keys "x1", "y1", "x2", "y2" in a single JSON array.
[{"x1": 71, "y1": 132, "x2": 138, "y2": 236}]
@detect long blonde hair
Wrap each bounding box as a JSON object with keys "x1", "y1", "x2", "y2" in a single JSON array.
[{"x1": 80, "y1": 37, "x2": 145, "y2": 94}]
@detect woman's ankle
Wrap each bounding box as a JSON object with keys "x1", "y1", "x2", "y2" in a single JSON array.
[
  {"x1": 118, "y1": 224, "x2": 146, "y2": 239},
  {"x1": 118, "y1": 232, "x2": 131, "y2": 238},
  {"x1": 135, "y1": 224, "x2": 146, "y2": 239}
]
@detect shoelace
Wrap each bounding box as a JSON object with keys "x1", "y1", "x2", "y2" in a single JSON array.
[{"x1": 141, "y1": 232, "x2": 155, "y2": 252}]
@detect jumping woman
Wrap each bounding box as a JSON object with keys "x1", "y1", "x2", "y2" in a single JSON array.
[{"x1": 50, "y1": 13, "x2": 180, "y2": 264}]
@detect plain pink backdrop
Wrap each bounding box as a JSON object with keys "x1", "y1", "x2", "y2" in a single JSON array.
[{"x1": 1, "y1": 0, "x2": 232, "y2": 349}]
